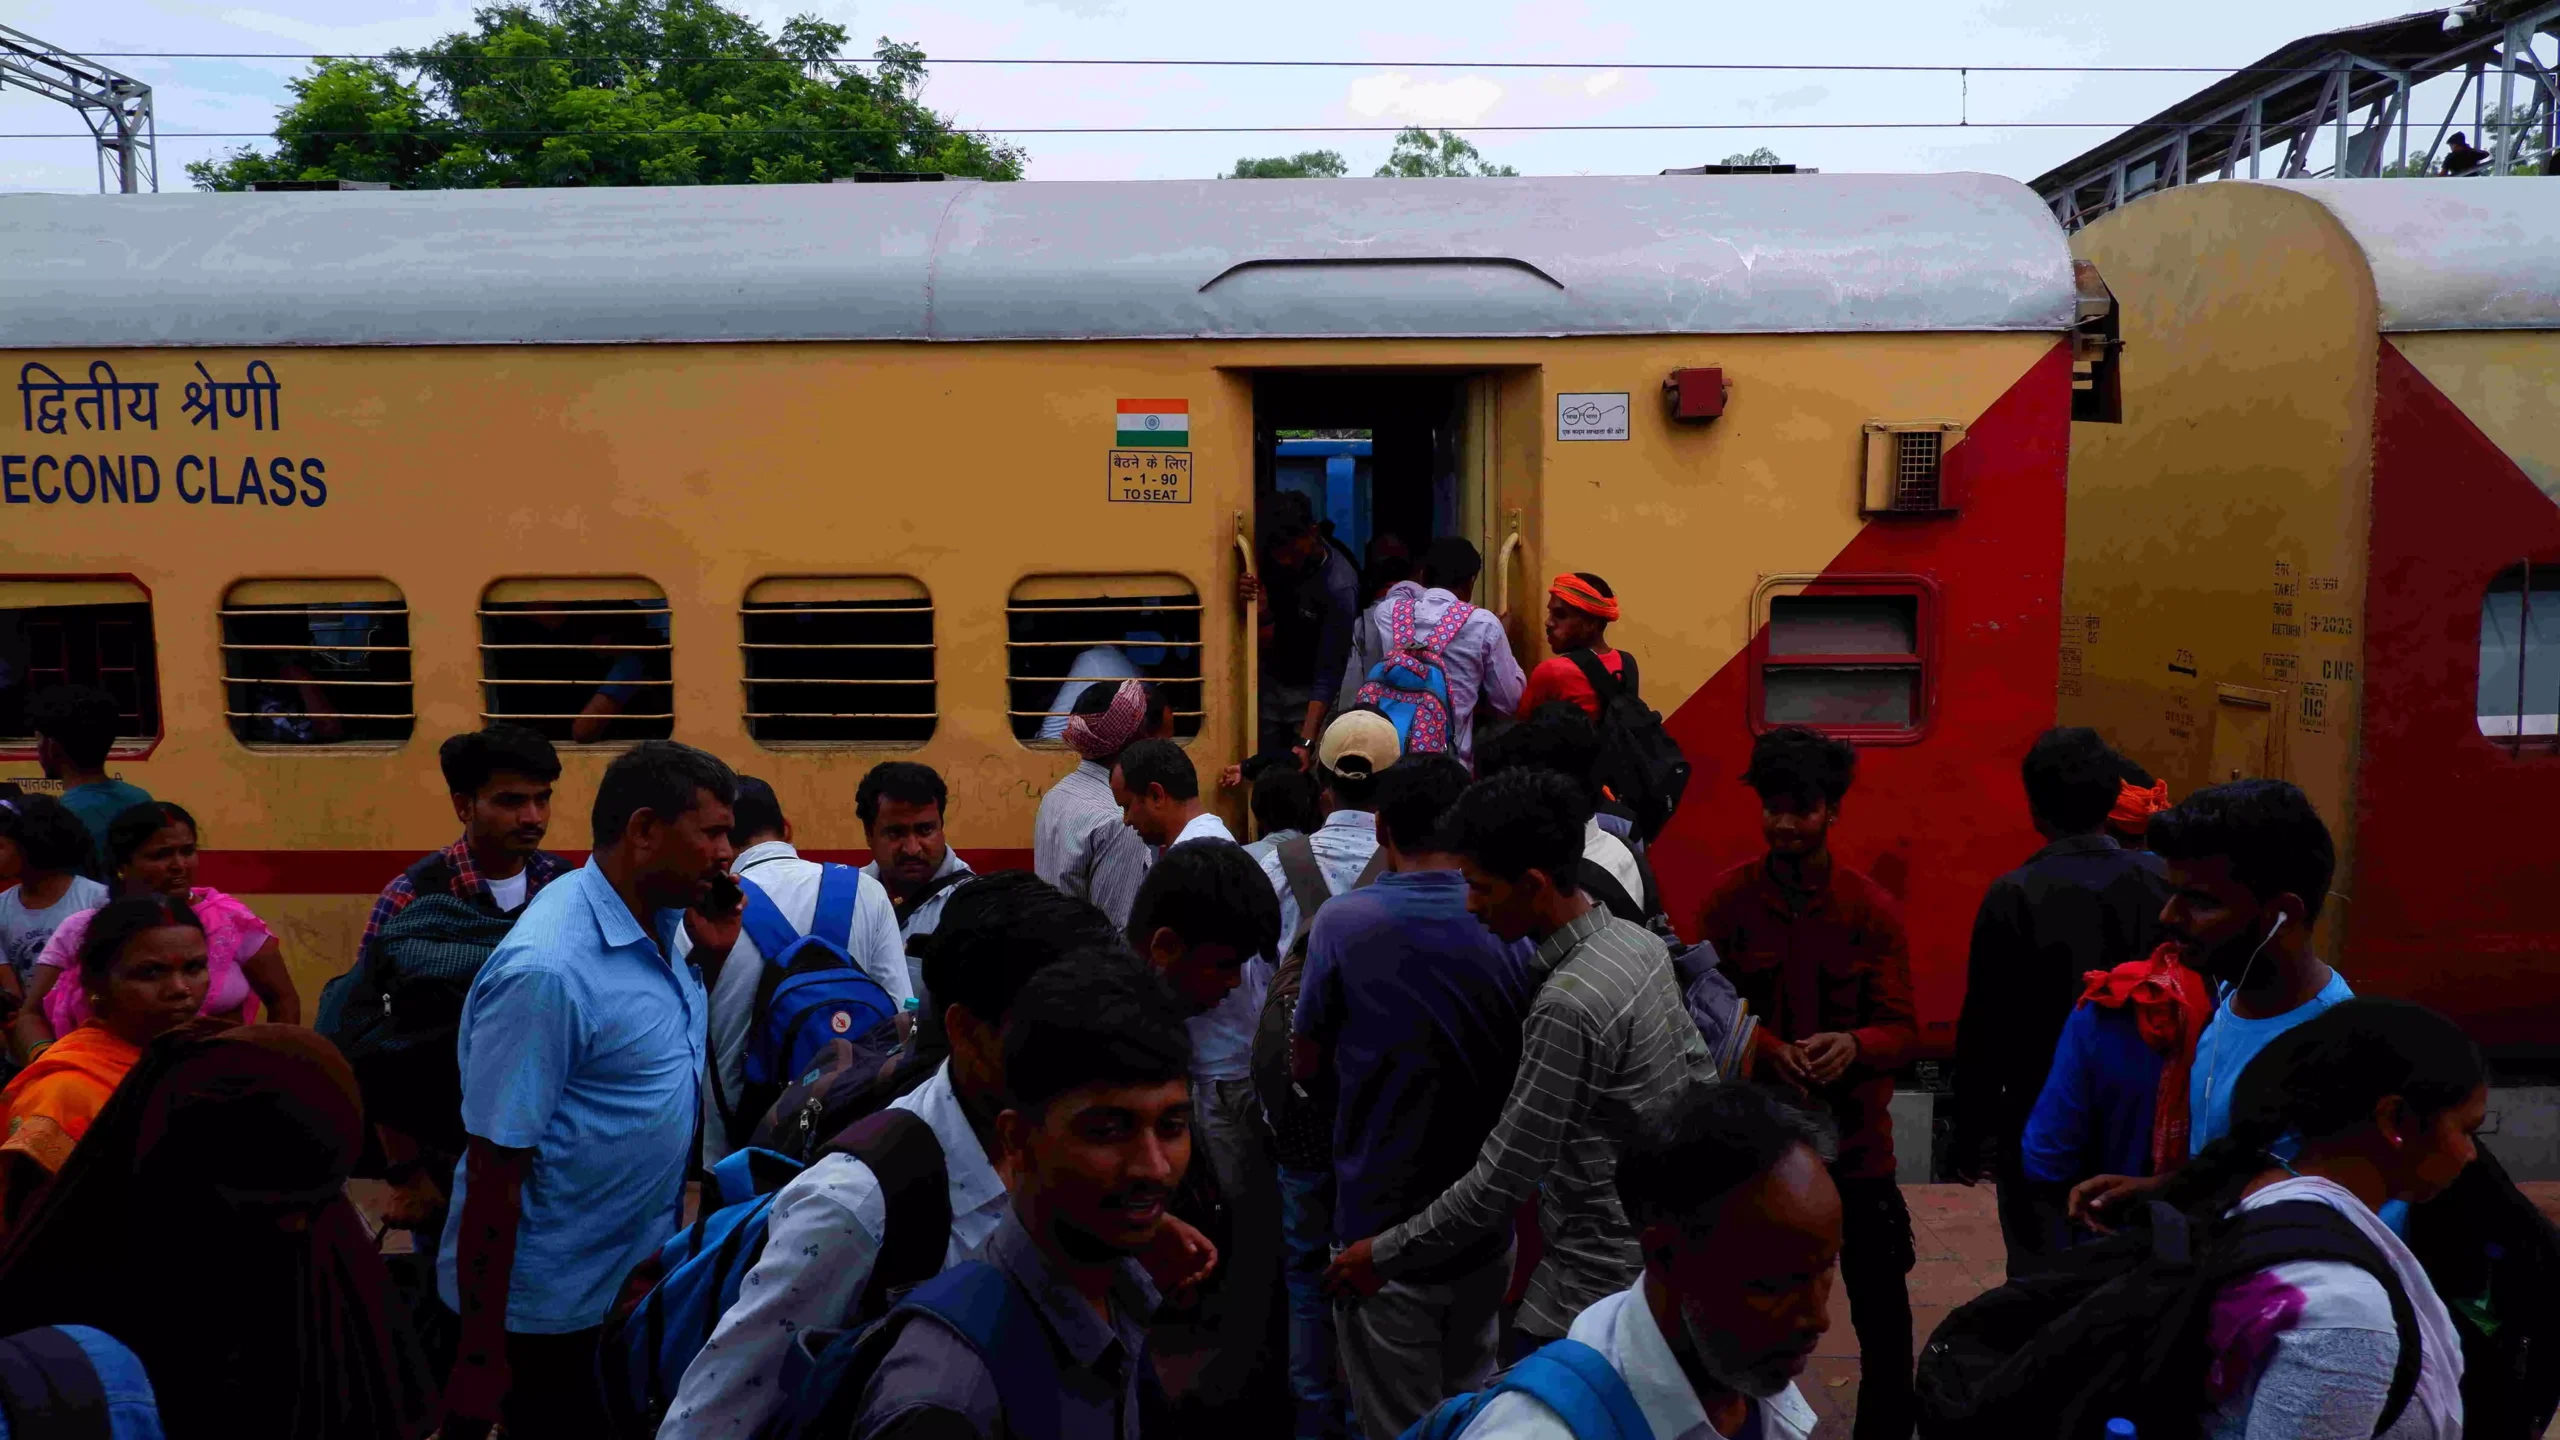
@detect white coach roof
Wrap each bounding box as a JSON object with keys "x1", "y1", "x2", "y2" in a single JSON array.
[
  {"x1": 2270, "y1": 179, "x2": 2560, "y2": 333},
  {"x1": 0, "y1": 173, "x2": 2077, "y2": 349}
]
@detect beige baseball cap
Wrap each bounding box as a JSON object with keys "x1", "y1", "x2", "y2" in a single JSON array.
[{"x1": 1317, "y1": 710, "x2": 1402, "y2": 781}]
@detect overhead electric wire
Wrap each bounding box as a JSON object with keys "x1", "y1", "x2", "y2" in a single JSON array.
[
  {"x1": 5, "y1": 51, "x2": 2423, "y2": 76},
  {"x1": 0, "y1": 119, "x2": 2341, "y2": 140}
]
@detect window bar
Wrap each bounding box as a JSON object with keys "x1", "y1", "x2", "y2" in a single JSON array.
[{"x1": 2517, "y1": 556, "x2": 2534, "y2": 759}]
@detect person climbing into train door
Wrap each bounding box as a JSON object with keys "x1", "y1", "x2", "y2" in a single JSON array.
[
  {"x1": 1034, "y1": 679, "x2": 1174, "y2": 930},
  {"x1": 1696, "y1": 726, "x2": 1918, "y2": 1440},
  {"x1": 1341, "y1": 537, "x2": 1524, "y2": 769},
  {"x1": 1243, "y1": 490, "x2": 1361, "y2": 761}
]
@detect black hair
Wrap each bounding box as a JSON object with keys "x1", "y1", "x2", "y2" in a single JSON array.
[
  {"x1": 1361, "y1": 553, "x2": 1416, "y2": 601},
  {"x1": 2021, "y1": 727, "x2": 2122, "y2": 835},
  {"x1": 729, "y1": 775, "x2": 787, "y2": 844},
  {"x1": 77, "y1": 891, "x2": 204, "y2": 993},
  {"x1": 107, "y1": 801, "x2": 197, "y2": 872},
  {"x1": 1124, "y1": 839, "x2": 1283, "y2": 963},
  {"x1": 1743, "y1": 725, "x2": 1857, "y2": 808},
  {"x1": 2117, "y1": 754, "x2": 2156, "y2": 788},
  {"x1": 1114, "y1": 738, "x2": 1198, "y2": 802},
  {"x1": 856, "y1": 762, "x2": 949, "y2": 830},
  {"x1": 0, "y1": 794, "x2": 95, "y2": 875},
  {"x1": 1260, "y1": 489, "x2": 1318, "y2": 548},
  {"x1": 1002, "y1": 948, "x2": 1194, "y2": 1114},
  {"x1": 437, "y1": 723, "x2": 561, "y2": 796},
  {"x1": 1477, "y1": 701, "x2": 1603, "y2": 810},
  {"x1": 1438, "y1": 768, "x2": 1585, "y2": 886},
  {"x1": 1375, "y1": 754, "x2": 1473, "y2": 854},
  {"x1": 1420, "y1": 536, "x2": 1483, "y2": 594},
  {"x1": 1617, "y1": 1081, "x2": 1837, "y2": 1232},
  {"x1": 25, "y1": 686, "x2": 121, "y2": 770},
  {"x1": 2164, "y1": 998, "x2": 2484, "y2": 1214},
  {"x1": 923, "y1": 871, "x2": 1125, "y2": 1030},
  {"x1": 1250, "y1": 766, "x2": 1324, "y2": 838},
  {"x1": 2148, "y1": 779, "x2": 2336, "y2": 922},
  {"x1": 589, "y1": 740, "x2": 738, "y2": 849}
]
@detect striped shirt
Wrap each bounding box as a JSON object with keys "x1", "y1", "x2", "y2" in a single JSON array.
[{"x1": 1371, "y1": 906, "x2": 1713, "y2": 1339}]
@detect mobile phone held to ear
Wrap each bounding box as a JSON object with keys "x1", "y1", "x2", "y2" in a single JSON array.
[{"x1": 700, "y1": 868, "x2": 743, "y2": 918}]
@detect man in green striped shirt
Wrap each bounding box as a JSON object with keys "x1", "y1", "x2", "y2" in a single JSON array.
[{"x1": 1324, "y1": 768, "x2": 1713, "y2": 1359}]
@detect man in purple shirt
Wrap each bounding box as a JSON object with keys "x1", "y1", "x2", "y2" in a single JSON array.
[
  {"x1": 1338, "y1": 538, "x2": 1525, "y2": 769},
  {"x1": 1297, "y1": 754, "x2": 1535, "y2": 1438}
]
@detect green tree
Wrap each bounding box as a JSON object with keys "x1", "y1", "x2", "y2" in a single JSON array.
[
  {"x1": 1373, "y1": 127, "x2": 1517, "y2": 177},
  {"x1": 1222, "y1": 150, "x2": 1350, "y2": 178},
  {"x1": 187, "y1": 0, "x2": 1022, "y2": 190},
  {"x1": 1719, "y1": 146, "x2": 1784, "y2": 166}
]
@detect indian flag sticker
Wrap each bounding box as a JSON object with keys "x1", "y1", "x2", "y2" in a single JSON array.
[{"x1": 1116, "y1": 399, "x2": 1190, "y2": 448}]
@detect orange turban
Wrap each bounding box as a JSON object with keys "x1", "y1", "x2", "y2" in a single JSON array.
[
  {"x1": 2109, "y1": 779, "x2": 2172, "y2": 831},
  {"x1": 1549, "y1": 574, "x2": 1618, "y2": 622}
]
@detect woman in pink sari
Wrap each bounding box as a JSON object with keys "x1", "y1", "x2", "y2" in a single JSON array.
[{"x1": 20, "y1": 802, "x2": 300, "y2": 1041}]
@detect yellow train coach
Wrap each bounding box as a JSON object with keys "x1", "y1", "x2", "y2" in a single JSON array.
[{"x1": 1, "y1": 174, "x2": 2094, "y2": 1045}]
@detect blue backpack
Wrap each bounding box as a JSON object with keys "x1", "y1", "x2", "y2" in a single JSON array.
[
  {"x1": 771, "y1": 1261, "x2": 1062, "y2": 1440},
  {"x1": 598, "y1": 1109, "x2": 952, "y2": 1438},
  {"x1": 1355, "y1": 595, "x2": 1477, "y2": 754},
  {"x1": 738, "y1": 866, "x2": 901, "y2": 1092},
  {"x1": 1401, "y1": 1339, "x2": 1649, "y2": 1440}
]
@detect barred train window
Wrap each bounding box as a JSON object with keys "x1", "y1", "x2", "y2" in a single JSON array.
[
  {"x1": 0, "y1": 579, "x2": 159, "y2": 752},
  {"x1": 742, "y1": 577, "x2": 936, "y2": 746},
  {"x1": 221, "y1": 579, "x2": 414, "y2": 747},
  {"x1": 2479, "y1": 562, "x2": 2557, "y2": 748},
  {"x1": 1007, "y1": 575, "x2": 1203, "y2": 745},
  {"x1": 479, "y1": 578, "x2": 673, "y2": 745},
  {"x1": 1758, "y1": 585, "x2": 1929, "y2": 738}
]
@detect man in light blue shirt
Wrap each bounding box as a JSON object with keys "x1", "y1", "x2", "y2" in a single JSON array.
[
  {"x1": 2068, "y1": 780, "x2": 2359, "y2": 1232},
  {"x1": 437, "y1": 740, "x2": 740, "y2": 1439}
]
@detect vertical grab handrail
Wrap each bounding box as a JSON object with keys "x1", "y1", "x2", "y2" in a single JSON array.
[
  {"x1": 1235, "y1": 513, "x2": 1258, "y2": 764},
  {"x1": 1493, "y1": 508, "x2": 1524, "y2": 623}
]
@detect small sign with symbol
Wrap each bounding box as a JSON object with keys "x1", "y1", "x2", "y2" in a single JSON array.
[{"x1": 1556, "y1": 392, "x2": 1631, "y2": 442}]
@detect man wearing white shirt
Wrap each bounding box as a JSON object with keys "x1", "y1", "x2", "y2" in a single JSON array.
[
  {"x1": 1032, "y1": 679, "x2": 1173, "y2": 929},
  {"x1": 1124, "y1": 838, "x2": 1285, "y2": 1409},
  {"x1": 1113, "y1": 737, "x2": 1235, "y2": 848},
  {"x1": 1449, "y1": 1082, "x2": 1833, "y2": 1440},
  {"x1": 662, "y1": 874, "x2": 1199, "y2": 1440},
  {"x1": 677, "y1": 776, "x2": 908, "y2": 1167},
  {"x1": 1339, "y1": 537, "x2": 1526, "y2": 769}
]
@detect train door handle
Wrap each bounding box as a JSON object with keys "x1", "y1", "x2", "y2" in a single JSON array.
[
  {"x1": 1494, "y1": 509, "x2": 1524, "y2": 621},
  {"x1": 1234, "y1": 514, "x2": 1258, "y2": 762}
]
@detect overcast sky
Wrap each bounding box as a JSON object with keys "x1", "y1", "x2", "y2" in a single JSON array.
[{"x1": 0, "y1": 0, "x2": 2437, "y2": 192}]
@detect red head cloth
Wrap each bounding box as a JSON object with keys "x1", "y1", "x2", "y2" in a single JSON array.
[
  {"x1": 2109, "y1": 779, "x2": 2172, "y2": 831},
  {"x1": 1064, "y1": 678, "x2": 1149, "y2": 762},
  {"x1": 1549, "y1": 574, "x2": 1619, "y2": 622}
]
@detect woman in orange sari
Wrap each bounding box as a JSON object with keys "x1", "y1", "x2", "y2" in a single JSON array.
[{"x1": 0, "y1": 892, "x2": 209, "y2": 1228}]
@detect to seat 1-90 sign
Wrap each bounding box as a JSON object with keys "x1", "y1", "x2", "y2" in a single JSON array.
[{"x1": 1108, "y1": 449, "x2": 1193, "y2": 504}]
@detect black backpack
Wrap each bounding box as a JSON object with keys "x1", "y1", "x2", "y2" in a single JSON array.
[
  {"x1": 1250, "y1": 838, "x2": 1385, "y2": 1173},
  {"x1": 320, "y1": 891, "x2": 516, "y2": 1158},
  {"x1": 1916, "y1": 1199, "x2": 2422, "y2": 1440},
  {"x1": 1567, "y1": 651, "x2": 1691, "y2": 845},
  {"x1": 2405, "y1": 1145, "x2": 2560, "y2": 1439}
]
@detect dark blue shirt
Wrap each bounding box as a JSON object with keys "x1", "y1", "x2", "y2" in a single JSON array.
[
  {"x1": 2019, "y1": 1001, "x2": 2162, "y2": 1185},
  {"x1": 1295, "y1": 868, "x2": 1533, "y2": 1255}
]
